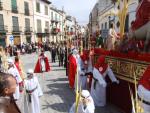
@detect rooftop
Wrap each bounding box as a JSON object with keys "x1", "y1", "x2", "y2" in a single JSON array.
[{"x1": 41, "y1": 0, "x2": 51, "y2": 4}]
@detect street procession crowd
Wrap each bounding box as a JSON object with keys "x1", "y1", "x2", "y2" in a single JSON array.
[
  {"x1": 0, "y1": 42, "x2": 67, "y2": 113},
  {"x1": 0, "y1": 24, "x2": 149, "y2": 113},
  {"x1": 0, "y1": 34, "x2": 149, "y2": 113}
]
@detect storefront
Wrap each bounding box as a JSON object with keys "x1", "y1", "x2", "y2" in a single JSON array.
[
  {"x1": 37, "y1": 33, "x2": 44, "y2": 43},
  {"x1": 0, "y1": 33, "x2": 6, "y2": 47},
  {"x1": 25, "y1": 33, "x2": 32, "y2": 43}
]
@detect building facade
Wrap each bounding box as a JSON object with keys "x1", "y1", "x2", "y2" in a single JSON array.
[
  {"x1": 0, "y1": 0, "x2": 34, "y2": 46},
  {"x1": 66, "y1": 15, "x2": 76, "y2": 41},
  {"x1": 33, "y1": 0, "x2": 51, "y2": 43},
  {"x1": 90, "y1": 0, "x2": 139, "y2": 38},
  {"x1": 50, "y1": 6, "x2": 65, "y2": 43}
]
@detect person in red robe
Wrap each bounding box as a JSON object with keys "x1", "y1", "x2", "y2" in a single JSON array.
[
  {"x1": 138, "y1": 65, "x2": 150, "y2": 113},
  {"x1": 68, "y1": 49, "x2": 78, "y2": 89},
  {"x1": 14, "y1": 56, "x2": 24, "y2": 93},
  {"x1": 34, "y1": 52, "x2": 50, "y2": 73}
]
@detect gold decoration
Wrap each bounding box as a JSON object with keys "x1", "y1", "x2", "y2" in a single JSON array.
[{"x1": 94, "y1": 55, "x2": 149, "y2": 83}]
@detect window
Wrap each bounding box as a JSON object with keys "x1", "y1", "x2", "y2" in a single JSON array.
[
  {"x1": 37, "y1": 19, "x2": 42, "y2": 32},
  {"x1": 0, "y1": 0, "x2": 3, "y2": 10},
  {"x1": 11, "y1": 0, "x2": 18, "y2": 13},
  {"x1": 36, "y1": 2, "x2": 40, "y2": 13},
  {"x1": 101, "y1": 23, "x2": 103, "y2": 29},
  {"x1": 45, "y1": 5, "x2": 48, "y2": 15},
  {"x1": 0, "y1": 14, "x2": 4, "y2": 31},
  {"x1": 25, "y1": 18, "x2": 30, "y2": 31},
  {"x1": 105, "y1": 22, "x2": 107, "y2": 29},
  {"x1": 51, "y1": 12, "x2": 53, "y2": 20},
  {"x1": 24, "y1": 2, "x2": 29, "y2": 15},
  {"x1": 59, "y1": 15, "x2": 61, "y2": 21},
  {"x1": 12, "y1": 16, "x2": 19, "y2": 31},
  {"x1": 55, "y1": 13, "x2": 57, "y2": 21},
  {"x1": 45, "y1": 21, "x2": 49, "y2": 29}
]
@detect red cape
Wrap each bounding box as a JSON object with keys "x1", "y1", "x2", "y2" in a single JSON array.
[
  {"x1": 14, "y1": 62, "x2": 22, "y2": 75},
  {"x1": 68, "y1": 55, "x2": 77, "y2": 88},
  {"x1": 132, "y1": 0, "x2": 150, "y2": 30},
  {"x1": 34, "y1": 57, "x2": 50, "y2": 73}
]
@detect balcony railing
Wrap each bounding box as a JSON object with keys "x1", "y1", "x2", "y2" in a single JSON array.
[
  {"x1": 51, "y1": 28, "x2": 60, "y2": 35},
  {"x1": 12, "y1": 7, "x2": 18, "y2": 13},
  {"x1": 0, "y1": 25, "x2": 8, "y2": 33},
  {"x1": 24, "y1": 9, "x2": 30, "y2": 16},
  {"x1": 24, "y1": 27, "x2": 32, "y2": 33},
  {"x1": 12, "y1": 26, "x2": 22, "y2": 32},
  {"x1": 45, "y1": 28, "x2": 49, "y2": 33},
  {"x1": 0, "y1": 2, "x2": 3, "y2": 10}
]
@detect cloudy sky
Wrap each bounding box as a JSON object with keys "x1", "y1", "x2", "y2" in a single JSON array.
[{"x1": 50, "y1": 0, "x2": 97, "y2": 25}]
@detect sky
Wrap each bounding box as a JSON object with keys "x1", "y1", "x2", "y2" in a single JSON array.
[{"x1": 50, "y1": 0, "x2": 97, "y2": 25}]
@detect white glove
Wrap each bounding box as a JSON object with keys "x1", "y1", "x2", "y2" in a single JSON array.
[
  {"x1": 115, "y1": 80, "x2": 119, "y2": 84},
  {"x1": 80, "y1": 71, "x2": 85, "y2": 75}
]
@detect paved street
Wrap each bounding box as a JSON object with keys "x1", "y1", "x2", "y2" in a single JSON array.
[{"x1": 21, "y1": 52, "x2": 123, "y2": 113}]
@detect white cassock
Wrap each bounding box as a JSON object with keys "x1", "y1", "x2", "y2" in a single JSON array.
[
  {"x1": 74, "y1": 54, "x2": 85, "y2": 90},
  {"x1": 80, "y1": 58, "x2": 93, "y2": 90},
  {"x1": 40, "y1": 58, "x2": 46, "y2": 72},
  {"x1": 8, "y1": 66, "x2": 22, "y2": 100},
  {"x1": 138, "y1": 85, "x2": 150, "y2": 113},
  {"x1": 69, "y1": 96, "x2": 95, "y2": 113},
  {"x1": 91, "y1": 66, "x2": 118, "y2": 106},
  {"x1": 24, "y1": 76, "x2": 43, "y2": 113}
]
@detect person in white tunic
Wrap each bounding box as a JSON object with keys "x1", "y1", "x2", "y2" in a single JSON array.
[
  {"x1": 69, "y1": 90, "x2": 95, "y2": 113},
  {"x1": 80, "y1": 50, "x2": 93, "y2": 90},
  {"x1": 24, "y1": 69, "x2": 43, "y2": 113},
  {"x1": 137, "y1": 65, "x2": 150, "y2": 113},
  {"x1": 91, "y1": 55, "x2": 119, "y2": 107},
  {"x1": 7, "y1": 59, "x2": 22, "y2": 100},
  {"x1": 72, "y1": 49, "x2": 85, "y2": 91}
]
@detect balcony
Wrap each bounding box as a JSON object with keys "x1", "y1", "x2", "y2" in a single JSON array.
[
  {"x1": 24, "y1": 9, "x2": 30, "y2": 16},
  {"x1": 0, "y1": 2, "x2": 3, "y2": 10},
  {"x1": 12, "y1": 7, "x2": 18, "y2": 13},
  {"x1": 45, "y1": 28, "x2": 49, "y2": 33},
  {"x1": 51, "y1": 28, "x2": 60, "y2": 35},
  {"x1": 12, "y1": 26, "x2": 22, "y2": 33},
  {"x1": 24, "y1": 27, "x2": 32, "y2": 33},
  {"x1": 0, "y1": 25, "x2": 8, "y2": 33}
]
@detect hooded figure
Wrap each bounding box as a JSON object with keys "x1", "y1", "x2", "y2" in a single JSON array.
[
  {"x1": 90, "y1": 56, "x2": 119, "y2": 106},
  {"x1": 24, "y1": 69, "x2": 43, "y2": 113},
  {"x1": 7, "y1": 59, "x2": 22, "y2": 100},
  {"x1": 68, "y1": 48, "x2": 78, "y2": 89},
  {"x1": 69, "y1": 90, "x2": 95, "y2": 113},
  {"x1": 34, "y1": 52, "x2": 50, "y2": 73},
  {"x1": 138, "y1": 66, "x2": 150, "y2": 113},
  {"x1": 80, "y1": 50, "x2": 93, "y2": 90}
]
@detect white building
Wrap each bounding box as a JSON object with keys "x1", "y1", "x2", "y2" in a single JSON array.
[
  {"x1": 0, "y1": 0, "x2": 34, "y2": 46},
  {"x1": 66, "y1": 15, "x2": 76, "y2": 40},
  {"x1": 50, "y1": 6, "x2": 65, "y2": 43},
  {"x1": 32, "y1": 0, "x2": 51, "y2": 43},
  {"x1": 95, "y1": 0, "x2": 139, "y2": 37}
]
